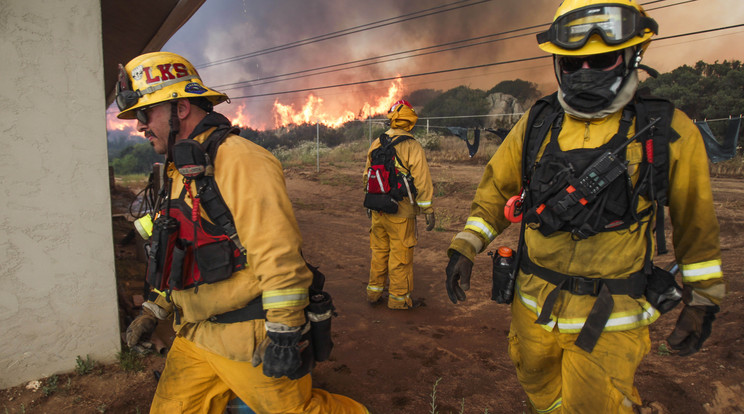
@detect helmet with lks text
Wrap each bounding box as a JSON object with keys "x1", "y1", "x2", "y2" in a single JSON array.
[{"x1": 116, "y1": 52, "x2": 228, "y2": 120}]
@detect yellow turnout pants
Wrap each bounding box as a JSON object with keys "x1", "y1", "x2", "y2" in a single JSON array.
[
  {"x1": 508, "y1": 298, "x2": 651, "y2": 414},
  {"x1": 151, "y1": 336, "x2": 369, "y2": 414},
  {"x1": 368, "y1": 213, "x2": 416, "y2": 309}
]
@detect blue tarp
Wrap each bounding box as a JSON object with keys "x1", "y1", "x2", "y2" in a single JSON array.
[{"x1": 695, "y1": 117, "x2": 742, "y2": 163}]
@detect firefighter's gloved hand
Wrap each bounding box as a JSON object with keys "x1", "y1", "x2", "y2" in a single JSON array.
[
  {"x1": 667, "y1": 305, "x2": 719, "y2": 356},
  {"x1": 425, "y1": 213, "x2": 436, "y2": 231},
  {"x1": 125, "y1": 306, "x2": 158, "y2": 348},
  {"x1": 445, "y1": 252, "x2": 473, "y2": 304},
  {"x1": 254, "y1": 322, "x2": 303, "y2": 378}
]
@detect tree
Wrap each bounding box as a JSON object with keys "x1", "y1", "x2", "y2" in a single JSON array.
[
  {"x1": 640, "y1": 60, "x2": 744, "y2": 121},
  {"x1": 486, "y1": 79, "x2": 542, "y2": 107},
  {"x1": 419, "y1": 86, "x2": 489, "y2": 128},
  {"x1": 110, "y1": 142, "x2": 164, "y2": 175}
]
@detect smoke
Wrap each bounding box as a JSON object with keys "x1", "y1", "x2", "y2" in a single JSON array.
[{"x1": 107, "y1": 0, "x2": 744, "y2": 132}]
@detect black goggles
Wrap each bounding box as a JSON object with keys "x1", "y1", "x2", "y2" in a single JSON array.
[
  {"x1": 135, "y1": 104, "x2": 159, "y2": 125},
  {"x1": 559, "y1": 50, "x2": 622, "y2": 73},
  {"x1": 537, "y1": 4, "x2": 657, "y2": 50},
  {"x1": 115, "y1": 63, "x2": 141, "y2": 112}
]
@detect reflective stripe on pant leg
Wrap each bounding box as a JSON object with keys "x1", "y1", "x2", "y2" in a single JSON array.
[
  {"x1": 151, "y1": 336, "x2": 232, "y2": 414},
  {"x1": 385, "y1": 215, "x2": 416, "y2": 301},
  {"x1": 560, "y1": 326, "x2": 650, "y2": 414},
  {"x1": 368, "y1": 214, "x2": 390, "y2": 297},
  {"x1": 510, "y1": 298, "x2": 563, "y2": 413}
]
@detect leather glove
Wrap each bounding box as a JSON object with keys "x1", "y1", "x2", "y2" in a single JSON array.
[
  {"x1": 425, "y1": 213, "x2": 436, "y2": 231},
  {"x1": 445, "y1": 252, "x2": 473, "y2": 304},
  {"x1": 253, "y1": 322, "x2": 303, "y2": 378},
  {"x1": 366, "y1": 208, "x2": 372, "y2": 219},
  {"x1": 667, "y1": 305, "x2": 719, "y2": 356},
  {"x1": 125, "y1": 306, "x2": 158, "y2": 348}
]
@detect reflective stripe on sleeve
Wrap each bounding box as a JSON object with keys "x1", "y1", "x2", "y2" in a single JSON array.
[
  {"x1": 417, "y1": 199, "x2": 432, "y2": 208},
  {"x1": 680, "y1": 259, "x2": 723, "y2": 283},
  {"x1": 464, "y1": 217, "x2": 497, "y2": 242},
  {"x1": 534, "y1": 398, "x2": 562, "y2": 414},
  {"x1": 262, "y1": 288, "x2": 309, "y2": 309}
]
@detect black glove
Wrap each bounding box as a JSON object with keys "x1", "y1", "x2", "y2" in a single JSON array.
[
  {"x1": 366, "y1": 209, "x2": 372, "y2": 219},
  {"x1": 258, "y1": 323, "x2": 303, "y2": 378},
  {"x1": 425, "y1": 213, "x2": 436, "y2": 231},
  {"x1": 445, "y1": 252, "x2": 473, "y2": 304},
  {"x1": 667, "y1": 305, "x2": 719, "y2": 356}
]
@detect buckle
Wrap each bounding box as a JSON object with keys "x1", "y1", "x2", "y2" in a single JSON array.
[{"x1": 568, "y1": 276, "x2": 601, "y2": 296}]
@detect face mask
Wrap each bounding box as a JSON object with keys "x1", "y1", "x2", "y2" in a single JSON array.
[{"x1": 560, "y1": 63, "x2": 625, "y2": 113}]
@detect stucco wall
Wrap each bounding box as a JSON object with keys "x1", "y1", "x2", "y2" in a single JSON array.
[{"x1": 0, "y1": 0, "x2": 120, "y2": 388}]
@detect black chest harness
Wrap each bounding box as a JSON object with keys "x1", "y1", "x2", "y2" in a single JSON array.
[{"x1": 512, "y1": 92, "x2": 681, "y2": 352}]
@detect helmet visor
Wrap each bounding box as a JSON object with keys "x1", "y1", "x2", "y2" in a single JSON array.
[{"x1": 537, "y1": 4, "x2": 657, "y2": 50}]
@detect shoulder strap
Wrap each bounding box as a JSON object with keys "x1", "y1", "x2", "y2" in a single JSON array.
[
  {"x1": 203, "y1": 125, "x2": 242, "y2": 166},
  {"x1": 194, "y1": 126, "x2": 247, "y2": 256},
  {"x1": 387, "y1": 135, "x2": 413, "y2": 175},
  {"x1": 633, "y1": 94, "x2": 677, "y2": 256},
  {"x1": 521, "y1": 92, "x2": 562, "y2": 192}
]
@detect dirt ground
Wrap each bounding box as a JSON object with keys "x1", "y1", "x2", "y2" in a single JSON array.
[{"x1": 2, "y1": 159, "x2": 743, "y2": 414}]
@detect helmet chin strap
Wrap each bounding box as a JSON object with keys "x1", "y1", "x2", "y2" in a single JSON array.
[{"x1": 166, "y1": 100, "x2": 180, "y2": 165}]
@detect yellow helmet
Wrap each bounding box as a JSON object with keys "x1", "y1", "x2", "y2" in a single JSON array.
[
  {"x1": 537, "y1": 0, "x2": 657, "y2": 56},
  {"x1": 387, "y1": 100, "x2": 418, "y2": 131},
  {"x1": 116, "y1": 52, "x2": 228, "y2": 119}
]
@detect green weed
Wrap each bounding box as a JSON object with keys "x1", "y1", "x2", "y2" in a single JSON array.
[
  {"x1": 657, "y1": 343, "x2": 671, "y2": 356},
  {"x1": 75, "y1": 355, "x2": 97, "y2": 375},
  {"x1": 117, "y1": 349, "x2": 144, "y2": 372},
  {"x1": 41, "y1": 375, "x2": 59, "y2": 397}
]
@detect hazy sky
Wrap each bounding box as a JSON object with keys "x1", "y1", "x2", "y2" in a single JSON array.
[{"x1": 107, "y1": 0, "x2": 744, "y2": 132}]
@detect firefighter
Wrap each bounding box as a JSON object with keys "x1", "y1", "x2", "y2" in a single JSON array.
[
  {"x1": 444, "y1": 1, "x2": 724, "y2": 412},
  {"x1": 119, "y1": 51, "x2": 368, "y2": 414},
  {"x1": 365, "y1": 100, "x2": 435, "y2": 309}
]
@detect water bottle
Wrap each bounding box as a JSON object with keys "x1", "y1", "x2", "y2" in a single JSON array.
[{"x1": 490, "y1": 246, "x2": 515, "y2": 304}]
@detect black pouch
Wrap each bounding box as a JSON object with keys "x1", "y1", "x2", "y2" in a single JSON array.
[
  {"x1": 490, "y1": 254, "x2": 517, "y2": 304},
  {"x1": 167, "y1": 244, "x2": 186, "y2": 290},
  {"x1": 146, "y1": 216, "x2": 179, "y2": 291},
  {"x1": 307, "y1": 291, "x2": 336, "y2": 362},
  {"x1": 363, "y1": 193, "x2": 399, "y2": 214},
  {"x1": 645, "y1": 266, "x2": 683, "y2": 314},
  {"x1": 196, "y1": 240, "x2": 234, "y2": 284}
]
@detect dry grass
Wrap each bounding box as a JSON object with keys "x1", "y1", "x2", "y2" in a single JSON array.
[{"x1": 710, "y1": 154, "x2": 744, "y2": 178}]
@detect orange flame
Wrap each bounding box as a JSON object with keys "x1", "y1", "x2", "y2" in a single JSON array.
[
  {"x1": 272, "y1": 78, "x2": 404, "y2": 129},
  {"x1": 229, "y1": 103, "x2": 251, "y2": 128}
]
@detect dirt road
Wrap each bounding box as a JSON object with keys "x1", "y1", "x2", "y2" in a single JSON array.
[{"x1": 1, "y1": 162, "x2": 741, "y2": 414}]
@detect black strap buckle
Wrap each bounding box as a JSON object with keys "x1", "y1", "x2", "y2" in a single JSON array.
[{"x1": 567, "y1": 276, "x2": 601, "y2": 296}]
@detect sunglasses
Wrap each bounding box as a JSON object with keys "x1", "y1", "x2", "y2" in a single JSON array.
[
  {"x1": 559, "y1": 51, "x2": 622, "y2": 73},
  {"x1": 135, "y1": 103, "x2": 166, "y2": 125}
]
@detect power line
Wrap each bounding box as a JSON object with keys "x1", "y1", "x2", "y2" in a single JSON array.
[
  {"x1": 228, "y1": 22, "x2": 744, "y2": 100},
  {"x1": 230, "y1": 55, "x2": 549, "y2": 99},
  {"x1": 216, "y1": 28, "x2": 545, "y2": 92},
  {"x1": 211, "y1": 0, "x2": 691, "y2": 93},
  {"x1": 194, "y1": 0, "x2": 491, "y2": 69}
]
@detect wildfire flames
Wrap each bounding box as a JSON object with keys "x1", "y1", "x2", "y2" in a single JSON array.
[
  {"x1": 106, "y1": 78, "x2": 404, "y2": 134},
  {"x1": 271, "y1": 77, "x2": 403, "y2": 129}
]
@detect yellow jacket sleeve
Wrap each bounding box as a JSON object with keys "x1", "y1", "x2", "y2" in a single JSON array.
[
  {"x1": 667, "y1": 110, "x2": 725, "y2": 306},
  {"x1": 215, "y1": 135, "x2": 311, "y2": 327},
  {"x1": 448, "y1": 112, "x2": 529, "y2": 261}
]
